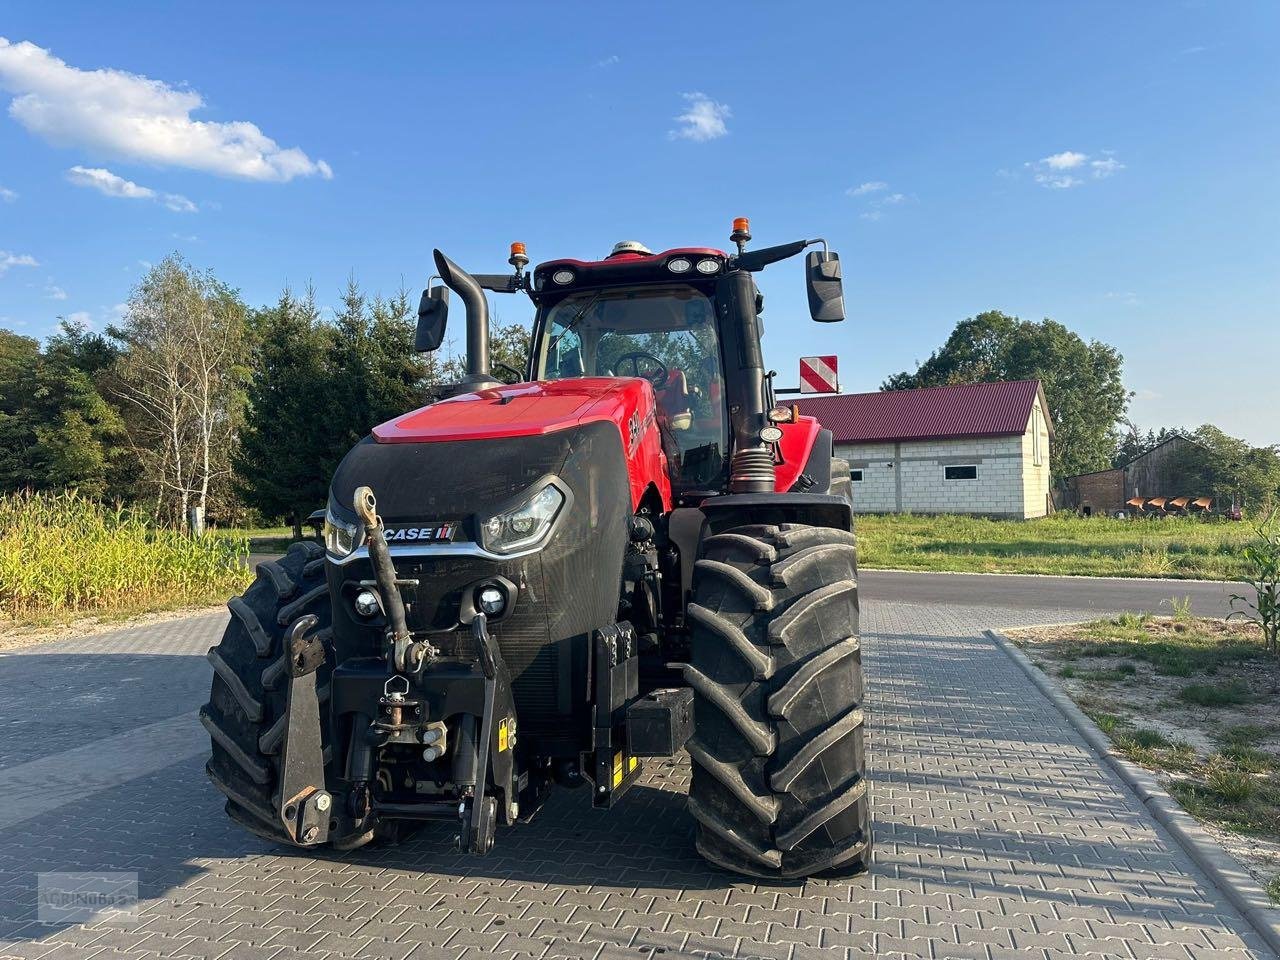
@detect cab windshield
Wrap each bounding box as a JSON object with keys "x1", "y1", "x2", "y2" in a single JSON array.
[{"x1": 535, "y1": 284, "x2": 726, "y2": 489}]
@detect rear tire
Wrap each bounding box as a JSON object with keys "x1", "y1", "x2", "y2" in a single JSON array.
[
  {"x1": 684, "y1": 522, "x2": 870, "y2": 878},
  {"x1": 202, "y1": 541, "x2": 344, "y2": 847}
]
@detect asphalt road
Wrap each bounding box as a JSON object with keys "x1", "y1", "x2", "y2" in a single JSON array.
[
  {"x1": 861, "y1": 568, "x2": 1237, "y2": 616},
  {"x1": 251, "y1": 549, "x2": 1239, "y2": 619}
]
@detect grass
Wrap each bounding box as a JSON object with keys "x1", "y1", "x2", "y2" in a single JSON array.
[
  {"x1": 854, "y1": 512, "x2": 1253, "y2": 579},
  {"x1": 210, "y1": 525, "x2": 300, "y2": 554},
  {"x1": 0, "y1": 491, "x2": 252, "y2": 626},
  {"x1": 1177, "y1": 681, "x2": 1254, "y2": 707},
  {"x1": 1067, "y1": 616, "x2": 1267, "y2": 676},
  {"x1": 1267, "y1": 875, "x2": 1280, "y2": 906}
]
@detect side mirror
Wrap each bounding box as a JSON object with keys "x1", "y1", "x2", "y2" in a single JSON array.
[
  {"x1": 806, "y1": 250, "x2": 844, "y2": 323},
  {"x1": 415, "y1": 285, "x2": 449, "y2": 352}
]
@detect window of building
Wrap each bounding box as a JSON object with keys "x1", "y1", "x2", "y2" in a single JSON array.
[
  {"x1": 944, "y1": 464, "x2": 978, "y2": 481},
  {"x1": 1032, "y1": 407, "x2": 1044, "y2": 467},
  {"x1": 850, "y1": 469, "x2": 863, "y2": 482}
]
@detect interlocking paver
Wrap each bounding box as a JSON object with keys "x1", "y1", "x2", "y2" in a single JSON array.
[{"x1": 0, "y1": 598, "x2": 1273, "y2": 960}]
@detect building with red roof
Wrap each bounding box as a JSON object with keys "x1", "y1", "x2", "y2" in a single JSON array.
[{"x1": 794, "y1": 380, "x2": 1054, "y2": 517}]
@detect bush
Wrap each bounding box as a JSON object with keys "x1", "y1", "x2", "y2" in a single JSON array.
[{"x1": 0, "y1": 490, "x2": 250, "y2": 623}]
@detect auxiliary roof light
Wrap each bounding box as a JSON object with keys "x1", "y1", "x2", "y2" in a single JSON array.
[
  {"x1": 695, "y1": 258, "x2": 721, "y2": 274},
  {"x1": 667, "y1": 257, "x2": 692, "y2": 273},
  {"x1": 509, "y1": 241, "x2": 529, "y2": 273},
  {"x1": 552, "y1": 269, "x2": 575, "y2": 285}
]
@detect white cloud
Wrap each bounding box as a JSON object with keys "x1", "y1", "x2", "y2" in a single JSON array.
[
  {"x1": 1043, "y1": 150, "x2": 1087, "y2": 170},
  {"x1": 847, "y1": 181, "x2": 888, "y2": 196},
  {"x1": 1090, "y1": 156, "x2": 1124, "y2": 178},
  {"x1": 669, "y1": 92, "x2": 730, "y2": 142},
  {"x1": 67, "y1": 165, "x2": 152, "y2": 199},
  {"x1": 0, "y1": 37, "x2": 332, "y2": 182},
  {"x1": 162, "y1": 192, "x2": 197, "y2": 213},
  {"x1": 64, "y1": 310, "x2": 92, "y2": 328},
  {"x1": 66, "y1": 165, "x2": 196, "y2": 213},
  {"x1": 851, "y1": 183, "x2": 913, "y2": 221},
  {"x1": 0, "y1": 185, "x2": 15, "y2": 202},
  {"x1": 595, "y1": 55, "x2": 620, "y2": 67},
  {"x1": 45, "y1": 283, "x2": 66, "y2": 300},
  {"x1": 1027, "y1": 150, "x2": 1125, "y2": 188},
  {"x1": 0, "y1": 250, "x2": 38, "y2": 276}
]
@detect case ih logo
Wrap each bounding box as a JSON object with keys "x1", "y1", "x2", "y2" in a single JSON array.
[
  {"x1": 385, "y1": 524, "x2": 456, "y2": 542},
  {"x1": 799, "y1": 356, "x2": 839, "y2": 394}
]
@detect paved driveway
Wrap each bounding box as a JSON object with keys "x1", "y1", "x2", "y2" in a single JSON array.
[{"x1": 0, "y1": 580, "x2": 1270, "y2": 960}]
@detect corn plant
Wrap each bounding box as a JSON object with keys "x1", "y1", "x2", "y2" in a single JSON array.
[
  {"x1": 1228, "y1": 509, "x2": 1280, "y2": 655},
  {"x1": 0, "y1": 490, "x2": 251, "y2": 624}
]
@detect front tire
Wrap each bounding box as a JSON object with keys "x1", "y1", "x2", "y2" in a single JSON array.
[
  {"x1": 202, "y1": 541, "x2": 344, "y2": 846},
  {"x1": 684, "y1": 522, "x2": 870, "y2": 878}
]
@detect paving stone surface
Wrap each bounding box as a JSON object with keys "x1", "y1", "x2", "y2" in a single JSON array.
[{"x1": 0, "y1": 597, "x2": 1270, "y2": 960}]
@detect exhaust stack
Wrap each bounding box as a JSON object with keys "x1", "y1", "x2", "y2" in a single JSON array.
[{"x1": 433, "y1": 249, "x2": 499, "y2": 391}]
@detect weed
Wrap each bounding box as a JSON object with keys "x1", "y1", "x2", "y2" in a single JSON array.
[
  {"x1": 1207, "y1": 761, "x2": 1257, "y2": 803},
  {"x1": 1089, "y1": 712, "x2": 1124, "y2": 735},
  {"x1": 1164, "y1": 595, "x2": 1195, "y2": 622},
  {"x1": 1220, "y1": 723, "x2": 1276, "y2": 748},
  {"x1": 1076, "y1": 662, "x2": 1138, "y2": 682},
  {"x1": 1267, "y1": 875, "x2": 1280, "y2": 906},
  {"x1": 1178, "y1": 681, "x2": 1254, "y2": 707},
  {"x1": 1128, "y1": 728, "x2": 1171, "y2": 749},
  {"x1": 1220, "y1": 746, "x2": 1273, "y2": 774},
  {"x1": 1058, "y1": 665, "x2": 1077, "y2": 679}
]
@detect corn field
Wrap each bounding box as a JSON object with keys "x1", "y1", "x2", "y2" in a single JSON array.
[{"x1": 0, "y1": 491, "x2": 251, "y2": 624}]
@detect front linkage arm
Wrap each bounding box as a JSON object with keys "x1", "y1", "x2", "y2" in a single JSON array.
[{"x1": 352, "y1": 485, "x2": 436, "y2": 674}]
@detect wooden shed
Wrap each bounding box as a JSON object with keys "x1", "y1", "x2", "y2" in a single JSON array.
[{"x1": 1066, "y1": 435, "x2": 1205, "y2": 516}]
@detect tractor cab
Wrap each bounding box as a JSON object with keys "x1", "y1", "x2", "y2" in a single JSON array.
[{"x1": 530, "y1": 247, "x2": 732, "y2": 491}]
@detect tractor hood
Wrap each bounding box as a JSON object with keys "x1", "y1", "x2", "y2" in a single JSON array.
[{"x1": 372, "y1": 378, "x2": 647, "y2": 443}]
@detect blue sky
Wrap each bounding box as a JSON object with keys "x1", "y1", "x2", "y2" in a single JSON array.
[{"x1": 1, "y1": 2, "x2": 1277, "y2": 444}]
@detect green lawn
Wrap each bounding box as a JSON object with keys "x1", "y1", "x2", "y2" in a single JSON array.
[
  {"x1": 854, "y1": 513, "x2": 1253, "y2": 580},
  {"x1": 210, "y1": 526, "x2": 302, "y2": 555},
  {"x1": 219, "y1": 513, "x2": 1253, "y2": 580}
]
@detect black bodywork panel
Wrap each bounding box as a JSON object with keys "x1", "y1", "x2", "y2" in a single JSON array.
[{"x1": 325, "y1": 420, "x2": 631, "y2": 750}]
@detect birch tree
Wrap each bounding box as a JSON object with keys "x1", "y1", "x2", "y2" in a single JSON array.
[{"x1": 111, "y1": 255, "x2": 248, "y2": 529}]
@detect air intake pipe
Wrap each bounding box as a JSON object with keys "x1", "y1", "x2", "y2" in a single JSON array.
[{"x1": 433, "y1": 248, "x2": 500, "y2": 391}]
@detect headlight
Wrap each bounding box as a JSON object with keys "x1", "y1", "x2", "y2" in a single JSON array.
[
  {"x1": 324, "y1": 509, "x2": 363, "y2": 558},
  {"x1": 479, "y1": 483, "x2": 566, "y2": 555}
]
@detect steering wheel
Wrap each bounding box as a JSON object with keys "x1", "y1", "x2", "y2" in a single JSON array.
[{"x1": 612, "y1": 351, "x2": 669, "y2": 389}]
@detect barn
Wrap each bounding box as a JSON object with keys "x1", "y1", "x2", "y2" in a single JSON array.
[{"x1": 795, "y1": 380, "x2": 1054, "y2": 518}]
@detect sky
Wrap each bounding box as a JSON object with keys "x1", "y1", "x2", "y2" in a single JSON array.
[{"x1": 1, "y1": 2, "x2": 1277, "y2": 444}]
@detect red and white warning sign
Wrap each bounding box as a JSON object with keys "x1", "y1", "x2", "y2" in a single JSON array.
[{"x1": 800, "y1": 355, "x2": 839, "y2": 394}]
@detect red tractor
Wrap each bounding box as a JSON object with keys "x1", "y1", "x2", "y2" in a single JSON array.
[{"x1": 203, "y1": 219, "x2": 869, "y2": 878}]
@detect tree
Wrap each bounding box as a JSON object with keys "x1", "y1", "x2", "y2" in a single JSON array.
[
  {"x1": 1113, "y1": 424, "x2": 1186, "y2": 468},
  {"x1": 234, "y1": 289, "x2": 334, "y2": 537},
  {"x1": 110, "y1": 255, "x2": 249, "y2": 529},
  {"x1": 0, "y1": 322, "x2": 126, "y2": 498},
  {"x1": 884, "y1": 310, "x2": 1129, "y2": 478},
  {"x1": 1170, "y1": 425, "x2": 1280, "y2": 514}
]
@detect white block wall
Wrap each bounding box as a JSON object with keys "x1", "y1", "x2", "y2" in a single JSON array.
[{"x1": 836, "y1": 408, "x2": 1051, "y2": 518}]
